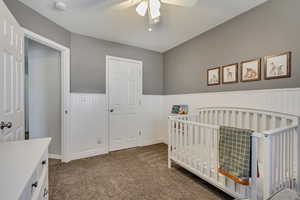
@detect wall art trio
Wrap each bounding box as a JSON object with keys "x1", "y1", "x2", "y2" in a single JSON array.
[{"x1": 207, "y1": 51, "x2": 291, "y2": 86}]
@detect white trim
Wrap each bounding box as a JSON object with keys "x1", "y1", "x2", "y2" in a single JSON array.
[
  {"x1": 48, "y1": 154, "x2": 61, "y2": 160},
  {"x1": 23, "y1": 28, "x2": 71, "y2": 163},
  {"x1": 105, "y1": 56, "x2": 143, "y2": 153},
  {"x1": 140, "y1": 138, "x2": 164, "y2": 146},
  {"x1": 23, "y1": 29, "x2": 68, "y2": 52},
  {"x1": 69, "y1": 148, "x2": 107, "y2": 161},
  {"x1": 165, "y1": 87, "x2": 300, "y2": 96}
]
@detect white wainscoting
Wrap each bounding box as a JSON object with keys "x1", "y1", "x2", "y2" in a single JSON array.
[
  {"x1": 139, "y1": 95, "x2": 164, "y2": 146},
  {"x1": 70, "y1": 93, "x2": 107, "y2": 160},
  {"x1": 69, "y1": 93, "x2": 164, "y2": 161},
  {"x1": 162, "y1": 88, "x2": 300, "y2": 143},
  {"x1": 69, "y1": 88, "x2": 300, "y2": 160}
]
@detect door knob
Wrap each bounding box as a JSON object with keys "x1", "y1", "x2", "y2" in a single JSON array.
[
  {"x1": 110, "y1": 109, "x2": 114, "y2": 113},
  {"x1": 0, "y1": 121, "x2": 12, "y2": 130}
]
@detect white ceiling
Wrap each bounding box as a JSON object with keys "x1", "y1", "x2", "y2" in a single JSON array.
[{"x1": 19, "y1": 0, "x2": 267, "y2": 52}]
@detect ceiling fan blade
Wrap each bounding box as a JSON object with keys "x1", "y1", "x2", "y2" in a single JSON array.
[
  {"x1": 72, "y1": 0, "x2": 125, "y2": 9},
  {"x1": 136, "y1": 1, "x2": 148, "y2": 16},
  {"x1": 113, "y1": 0, "x2": 142, "y2": 10},
  {"x1": 161, "y1": 0, "x2": 198, "y2": 7}
]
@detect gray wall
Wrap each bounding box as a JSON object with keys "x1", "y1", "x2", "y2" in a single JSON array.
[
  {"x1": 4, "y1": 0, "x2": 164, "y2": 95},
  {"x1": 27, "y1": 39, "x2": 61, "y2": 155},
  {"x1": 4, "y1": 0, "x2": 71, "y2": 48},
  {"x1": 71, "y1": 33, "x2": 164, "y2": 94},
  {"x1": 164, "y1": 0, "x2": 300, "y2": 95}
]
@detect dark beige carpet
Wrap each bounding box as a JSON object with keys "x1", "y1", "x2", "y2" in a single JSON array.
[{"x1": 49, "y1": 144, "x2": 233, "y2": 200}]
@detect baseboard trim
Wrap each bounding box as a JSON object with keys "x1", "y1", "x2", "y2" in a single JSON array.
[
  {"x1": 141, "y1": 138, "x2": 164, "y2": 146},
  {"x1": 69, "y1": 148, "x2": 107, "y2": 161},
  {"x1": 49, "y1": 154, "x2": 61, "y2": 160}
]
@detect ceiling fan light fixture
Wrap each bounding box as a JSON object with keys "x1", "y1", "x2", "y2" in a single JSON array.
[
  {"x1": 149, "y1": 0, "x2": 161, "y2": 19},
  {"x1": 136, "y1": 1, "x2": 148, "y2": 16},
  {"x1": 153, "y1": 18, "x2": 159, "y2": 23},
  {"x1": 149, "y1": 0, "x2": 161, "y2": 9}
]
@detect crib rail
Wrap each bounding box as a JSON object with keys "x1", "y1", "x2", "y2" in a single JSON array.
[
  {"x1": 168, "y1": 112, "x2": 299, "y2": 200},
  {"x1": 261, "y1": 126, "x2": 298, "y2": 199},
  {"x1": 168, "y1": 115, "x2": 251, "y2": 199},
  {"x1": 168, "y1": 116, "x2": 219, "y2": 171}
]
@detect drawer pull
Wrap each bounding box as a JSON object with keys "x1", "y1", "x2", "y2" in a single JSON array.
[
  {"x1": 43, "y1": 188, "x2": 48, "y2": 197},
  {"x1": 42, "y1": 160, "x2": 47, "y2": 165},
  {"x1": 32, "y1": 181, "x2": 38, "y2": 188}
]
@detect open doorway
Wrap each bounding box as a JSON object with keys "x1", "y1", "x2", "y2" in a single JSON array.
[
  {"x1": 24, "y1": 38, "x2": 61, "y2": 155},
  {"x1": 24, "y1": 29, "x2": 70, "y2": 162}
]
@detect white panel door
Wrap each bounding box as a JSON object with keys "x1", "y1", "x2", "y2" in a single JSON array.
[
  {"x1": 0, "y1": 0, "x2": 25, "y2": 142},
  {"x1": 107, "y1": 56, "x2": 142, "y2": 151}
]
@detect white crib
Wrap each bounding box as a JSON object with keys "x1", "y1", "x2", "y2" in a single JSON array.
[{"x1": 168, "y1": 107, "x2": 299, "y2": 200}]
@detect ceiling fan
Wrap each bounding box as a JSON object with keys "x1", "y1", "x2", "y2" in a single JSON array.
[
  {"x1": 134, "y1": 0, "x2": 199, "y2": 31},
  {"x1": 56, "y1": 0, "x2": 198, "y2": 31}
]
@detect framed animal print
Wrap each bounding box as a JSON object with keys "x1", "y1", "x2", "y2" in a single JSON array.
[
  {"x1": 264, "y1": 52, "x2": 291, "y2": 80},
  {"x1": 207, "y1": 67, "x2": 220, "y2": 86},
  {"x1": 240, "y1": 58, "x2": 261, "y2": 82},
  {"x1": 222, "y1": 63, "x2": 238, "y2": 84}
]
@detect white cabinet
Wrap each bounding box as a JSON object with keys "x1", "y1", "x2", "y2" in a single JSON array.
[{"x1": 0, "y1": 138, "x2": 51, "y2": 200}]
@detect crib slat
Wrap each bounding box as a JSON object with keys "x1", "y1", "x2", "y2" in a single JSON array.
[
  {"x1": 189, "y1": 124, "x2": 194, "y2": 167},
  {"x1": 287, "y1": 132, "x2": 292, "y2": 187},
  {"x1": 176, "y1": 121, "x2": 180, "y2": 160},
  {"x1": 172, "y1": 120, "x2": 176, "y2": 158},
  {"x1": 275, "y1": 135, "x2": 279, "y2": 189},
  {"x1": 208, "y1": 126, "x2": 212, "y2": 177},
  {"x1": 251, "y1": 136, "x2": 258, "y2": 200},
  {"x1": 184, "y1": 122, "x2": 188, "y2": 149},
  {"x1": 291, "y1": 129, "x2": 295, "y2": 187},
  {"x1": 288, "y1": 129, "x2": 293, "y2": 188},
  {"x1": 277, "y1": 135, "x2": 281, "y2": 188},
  {"x1": 168, "y1": 119, "x2": 172, "y2": 168},
  {"x1": 220, "y1": 110, "x2": 223, "y2": 125},
  {"x1": 280, "y1": 119, "x2": 288, "y2": 186},
  {"x1": 280, "y1": 133, "x2": 284, "y2": 188},
  {"x1": 232, "y1": 111, "x2": 237, "y2": 127},
  {"x1": 253, "y1": 113, "x2": 259, "y2": 132},
  {"x1": 263, "y1": 135, "x2": 272, "y2": 199},
  {"x1": 245, "y1": 112, "x2": 250, "y2": 129},
  {"x1": 216, "y1": 110, "x2": 220, "y2": 125},
  {"x1": 226, "y1": 110, "x2": 230, "y2": 126},
  {"x1": 237, "y1": 111, "x2": 242, "y2": 128},
  {"x1": 208, "y1": 111, "x2": 211, "y2": 124}
]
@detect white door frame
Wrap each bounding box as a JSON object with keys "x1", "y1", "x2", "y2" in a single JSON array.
[
  {"x1": 23, "y1": 29, "x2": 71, "y2": 162},
  {"x1": 105, "y1": 55, "x2": 143, "y2": 153}
]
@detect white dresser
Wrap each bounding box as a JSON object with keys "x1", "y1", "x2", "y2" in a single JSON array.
[{"x1": 0, "y1": 138, "x2": 51, "y2": 200}]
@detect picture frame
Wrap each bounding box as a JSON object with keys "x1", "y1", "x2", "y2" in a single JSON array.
[
  {"x1": 222, "y1": 63, "x2": 238, "y2": 84},
  {"x1": 207, "y1": 67, "x2": 221, "y2": 86},
  {"x1": 240, "y1": 58, "x2": 261, "y2": 82},
  {"x1": 171, "y1": 105, "x2": 189, "y2": 115},
  {"x1": 264, "y1": 51, "x2": 291, "y2": 80}
]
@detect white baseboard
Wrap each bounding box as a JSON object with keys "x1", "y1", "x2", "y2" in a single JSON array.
[
  {"x1": 69, "y1": 148, "x2": 107, "y2": 161},
  {"x1": 49, "y1": 154, "x2": 61, "y2": 160},
  {"x1": 69, "y1": 139, "x2": 164, "y2": 161},
  {"x1": 141, "y1": 138, "x2": 164, "y2": 146}
]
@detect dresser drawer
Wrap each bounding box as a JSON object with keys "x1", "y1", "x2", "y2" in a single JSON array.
[
  {"x1": 31, "y1": 166, "x2": 48, "y2": 200},
  {"x1": 32, "y1": 168, "x2": 49, "y2": 200},
  {"x1": 19, "y1": 168, "x2": 39, "y2": 200},
  {"x1": 36, "y1": 149, "x2": 48, "y2": 183},
  {"x1": 19, "y1": 149, "x2": 49, "y2": 200}
]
